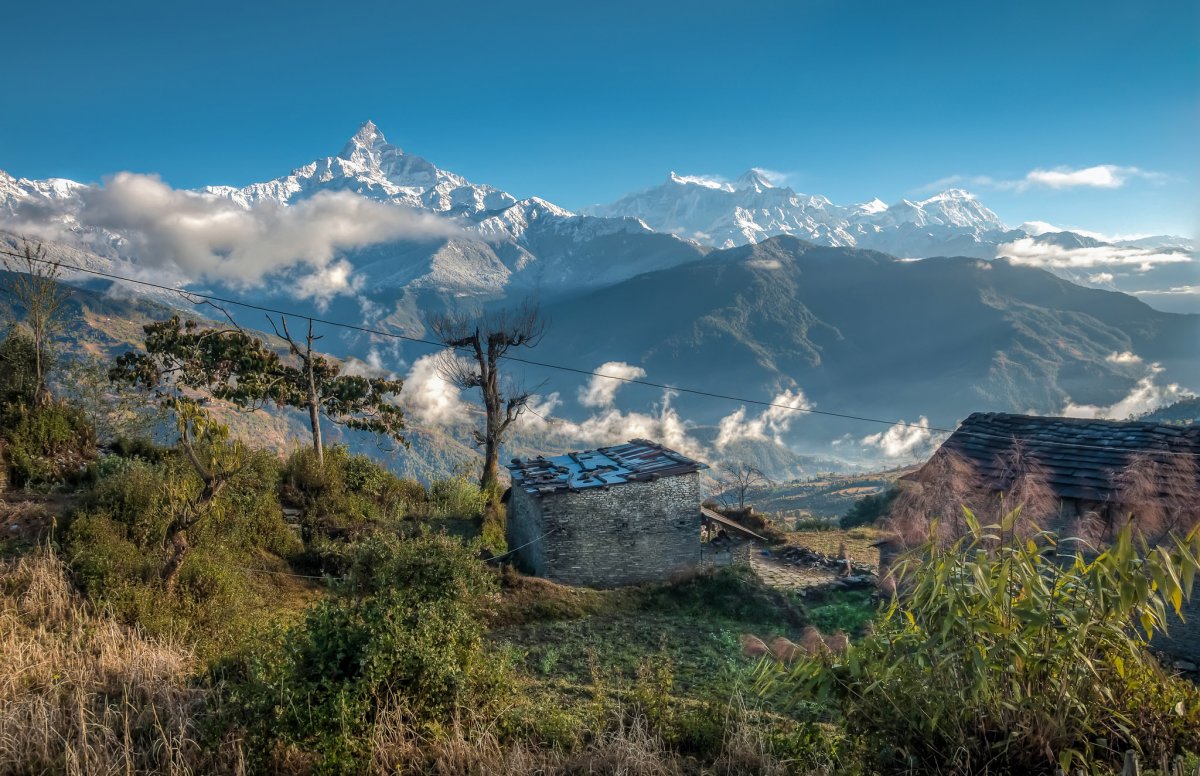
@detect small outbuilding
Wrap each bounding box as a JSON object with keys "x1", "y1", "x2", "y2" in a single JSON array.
[
  {"x1": 506, "y1": 439, "x2": 708, "y2": 587},
  {"x1": 904, "y1": 412, "x2": 1200, "y2": 527},
  {"x1": 905, "y1": 411, "x2": 1200, "y2": 668}
]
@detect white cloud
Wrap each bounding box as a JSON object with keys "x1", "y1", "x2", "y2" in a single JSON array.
[
  {"x1": 568, "y1": 390, "x2": 705, "y2": 459},
  {"x1": 1062, "y1": 363, "x2": 1188, "y2": 419},
  {"x1": 862, "y1": 417, "x2": 932, "y2": 458},
  {"x1": 401, "y1": 351, "x2": 470, "y2": 426},
  {"x1": 922, "y1": 164, "x2": 1165, "y2": 195},
  {"x1": 1132, "y1": 285, "x2": 1200, "y2": 298},
  {"x1": 293, "y1": 259, "x2": 359, "y2": 310},
  {"x1": 996, "y1": 238, "x2": 1192, "y2": 272},
  {"x1": 1023, "y1": 164, "x2": 1161, "y2": 190},
  {"x1": 1105, "y1": 351, "x2": 1143, "y2": 366},
  {"x1": 714, "y1": 389, "x2": 813, "y2": 450},
  {"x1": 46, "y1": 172, "x2": 461, "y2": 302},
  {"x1": 1088, "y1": 272, "x2": 1115, "y2": 284},
  {"x1": 577, "y1": 361, "x2": 647, "y2": 408}
]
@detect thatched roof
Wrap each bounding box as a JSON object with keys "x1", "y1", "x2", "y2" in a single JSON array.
[{"x1": 905, "y1": 412, "x2": 1200, "y2": 503}]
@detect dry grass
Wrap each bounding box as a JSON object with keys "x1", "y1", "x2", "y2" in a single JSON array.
[
  {"x1": 1, "y1": 550, "x2": 812, "y2": 775},
  {"x1": 365, "y1": 706, "x2": 798, "y2": 776},
  {"x1": 0, "y1": 548, "x2": 242, "y2": 775}
]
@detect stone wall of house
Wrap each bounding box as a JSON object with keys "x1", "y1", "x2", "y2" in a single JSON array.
[{"x1": 506, "y1": 472, "x2": 702, "y2": 587}]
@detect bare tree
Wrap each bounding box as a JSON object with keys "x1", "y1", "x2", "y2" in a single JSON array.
[
  {"x1": 716, "y1": 461, "x2": 772, "y2": 510},
  {"x1": 427, "y1": 302, "x2": 546, "y2": 496},
  {"x1": 1, "y1": 240, "x2": 67, "y2": 405}
]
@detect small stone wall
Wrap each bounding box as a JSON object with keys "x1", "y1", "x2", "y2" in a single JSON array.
[{"x1": 507, "y1": 472, "x2": 702, "y2": 587}]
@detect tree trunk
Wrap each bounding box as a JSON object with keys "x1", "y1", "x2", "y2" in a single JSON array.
[
  {"x1": 308, "y1": 396, "x2": 323, "y2": 465},
  {"x1": 481, "y1": 435, "x2": 500, "y2": 495},
  {"x1": 161, "y1": 529, "x2": 190, "y2": 592},
  {"x1": 305, "y1": 322, "x2": 324, "y2": 465}
]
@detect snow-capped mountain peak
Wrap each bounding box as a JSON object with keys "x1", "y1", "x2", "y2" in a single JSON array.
[
  {"x1": 586, "y1": 175, "x2": 1009, "y2": 250},
  {"x1": 337, "y1": 119, "x2": 402, "y2": 169},
  {"x1": 855, "y1": 197, "x2": 888, "y2": 215},
  {"x1": 735, "y1": 168, "x2": 775, "y2": 191}
]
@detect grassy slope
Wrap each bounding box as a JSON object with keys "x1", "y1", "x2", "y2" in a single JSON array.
[{"x1": 490, "y1": 567, "x2": 810, "y2": 704}]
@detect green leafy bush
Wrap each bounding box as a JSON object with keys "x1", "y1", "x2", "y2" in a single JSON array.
[
  {"x1": 283, "y1": 445, "x2": 426, "y2": 538},
  {"x1": 219, "y1": 532, "x2": 509, "y2": 773},
  {"x1": 840, "y1": 487, "x2": 897, "y2": 529},
  {"x1": 0, "y1": 330, "x2": 38, "y2": 411},
  {"x1": 3, "y1": 401, "x2": 96, "y2": 486},
  {"x1": 760, "y1": 512, "x2": 1200, "y2": 774},
  {"x1": 64, "y1": 447, "x2": 299, "y2": 652}
]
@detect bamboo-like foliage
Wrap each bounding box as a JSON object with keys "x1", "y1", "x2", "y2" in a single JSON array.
[{"x1": 758, "y1": 511, "x2": 1200, "y2": 774}]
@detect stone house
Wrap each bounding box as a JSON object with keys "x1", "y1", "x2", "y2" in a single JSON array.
[
  {"x1": 505, "y1": 439, "x2": 708, "y2": 587},
  {"x1": 902, "y1": 412, "x2": 1200, "y2": 666}
]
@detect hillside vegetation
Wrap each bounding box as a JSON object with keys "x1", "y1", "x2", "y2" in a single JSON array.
[{"x1": 3, "y1": 260, "x2": 1200, "y2": 775}]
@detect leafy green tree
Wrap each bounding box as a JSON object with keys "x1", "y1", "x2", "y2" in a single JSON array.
[
  {"x1": 111, "y1": 314, "x2": 407, "y2": 465},
  {"x1": 267, "y1": 315, "x2": 406, "y2": 465},
  {"x1": 840, "y1": 487, "x2": 898, "y2": 529},
  {"x1": 0, "y1": 330, "x2": 39, "y2": 412},
  {"x1": 109, "y1": 316, "x2": 275, "y2": 588}
]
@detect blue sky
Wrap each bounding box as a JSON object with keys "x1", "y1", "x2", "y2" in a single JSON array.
[{"x1": 4, "y1": 0, "x2": 1197, "y2": 236}]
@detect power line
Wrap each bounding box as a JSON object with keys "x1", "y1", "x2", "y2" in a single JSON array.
[{"x1": 2, "y1": 246, "x2": 1198, "y2": 459}]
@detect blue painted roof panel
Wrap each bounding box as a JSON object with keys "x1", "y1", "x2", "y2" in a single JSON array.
[{"x1": 507, "y1": 438, "x2": 708, "y2": 496}]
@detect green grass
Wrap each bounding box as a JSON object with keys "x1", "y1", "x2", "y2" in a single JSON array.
[
  {"x1": 490, "y1": 567, "x2": 809, "y2": 705},
  {"x1": 803, "y1": 588, "x2": 878, "y2": 638}
]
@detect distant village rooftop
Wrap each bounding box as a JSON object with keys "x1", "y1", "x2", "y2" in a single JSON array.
[
  {"x1": 908, "y1": 412, "x2": 1200, "y2": 503},
  {"x1": 508, "y1": 439, "x2": 708, "y2": 497}
]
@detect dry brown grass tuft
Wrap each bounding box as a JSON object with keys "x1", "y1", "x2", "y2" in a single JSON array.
[
  {"x1": 740, "y1": 634, "x2": 769, "y2": 660},
  {"x1": 0, "y1": 548, "x2": 241, "y2": 775}
]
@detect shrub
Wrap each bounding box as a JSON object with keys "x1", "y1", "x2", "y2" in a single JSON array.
[
  {"x1": 840, "y1": 487, "x2": 897, "y2": 529},
  {"x1": 220, "y1": 532, "x2": 508, "y2": 773},
  {"x1": 64, "y1": 447, "x2": 299, "y2": 653},
  {"x1": 0, "y1": 330, "x2": 38, "y2": 411},
  {"x1": 3, "y1": 400, "x2": 96, "y2": 487},
  {"x1": 427, "y1": 470, "x2": 488, "y2": 519},
  {"x1": 759, "y1": 512, "x2": 1200, "y2": 774},
  {"x1": 282, "y1": 445, "x2": 426, "y2": 538}
]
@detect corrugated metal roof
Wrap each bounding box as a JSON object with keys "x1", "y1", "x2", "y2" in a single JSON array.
[
  {"x1": 508, "y1": 438, "x2": 709, "y2": 497},
  {"x1": 907, "y1": 412, "x2": 1200, "y2": 503}
]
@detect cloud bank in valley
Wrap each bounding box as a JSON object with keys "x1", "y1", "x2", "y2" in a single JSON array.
[
  {"x1": 1062, "y1": 361, "x2": 1189, "y2": 420},
  {"x1": 996, "y1": 237, "x2": 1192, "y2": 272},
  {"x1": 14, "y1": 172, "x2": 462, "y2": 306},
  {"x1": 714, "y1": 389, "x2": 812, "y2": 450},
  {"x1": 862, "y1": 417, "x2": 933, "y2": 458},
  {"x1": 577, "y1": 361, "x2": 647, "y2": 408},
  {"x1": 400, "y1": 351, "x2": 472, "y2": 426}
]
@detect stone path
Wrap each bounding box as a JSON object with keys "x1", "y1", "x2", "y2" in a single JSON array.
[{"x1": 750, "y1": 552, "x2": 840, "y2": 591}]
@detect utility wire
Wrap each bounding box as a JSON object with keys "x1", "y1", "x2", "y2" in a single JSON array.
[
  {"x1": 485, "y1": 527, "x2": 557, "y2": 563},
  {"x1": 2, "y1": 247, "x2": 1198, "y2": 458}
]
